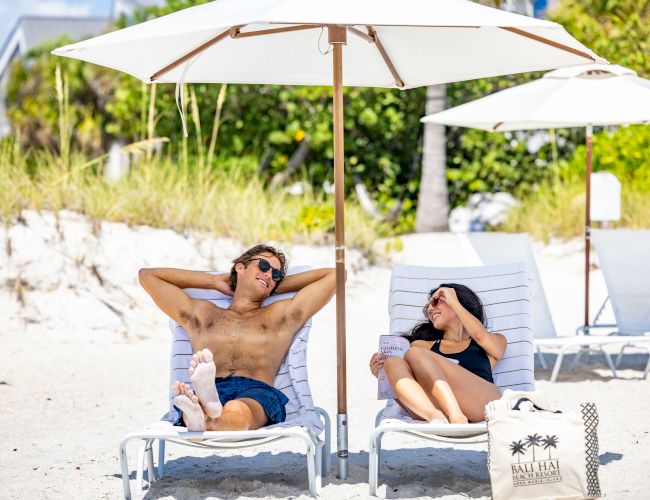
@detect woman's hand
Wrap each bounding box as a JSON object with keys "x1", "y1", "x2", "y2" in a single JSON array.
[
  {"x1": 213, "y1": 273, "x2": 234, "y2": 296},
  {"x1": 433, "y1": 286, "x2": 461, "y2": 310},
  {"x1": 369, "y1": 352, "x2": 385, "y2": 378}
]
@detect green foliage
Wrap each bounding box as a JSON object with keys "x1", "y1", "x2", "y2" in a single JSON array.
[
  {"x1": 441, "y1": 0, "x2": 650, "y2": 208},
  {"x1": 550, "y1": 0, "x2": 650, "y2": 76},
  {"x1": 7, "y1": 0, "x2": 425, "y2": 220},
  {"x1": 569, "y1": 125, "x2": 650, "y2": 184},
  {"x1": 501, "y1": 125, "x2": 650, "y2": 240},
  {"x1": 4, "y1": 0, "x2": 649, "y2": 237},
  {"x1": 6, "y1": 38, "x2": 117, "y2": 155}
]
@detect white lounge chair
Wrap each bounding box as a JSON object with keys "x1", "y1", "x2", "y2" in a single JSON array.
[
  {"x1": 592, "y1": 229, "x2": 650, "y2": 376},
  {"x1": 119, "y1": 269, "x2": 331, "y2": 499},
  {"x1": 369, "y1": 262, "x2": 534, "y2": 496},
  {"x1": 459, "y1": 231, "x2": 650, "y2": 382}
]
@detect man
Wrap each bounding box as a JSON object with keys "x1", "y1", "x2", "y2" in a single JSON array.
[{"x1": 139, "y1": 244, "x2": 336, "y2": 432}]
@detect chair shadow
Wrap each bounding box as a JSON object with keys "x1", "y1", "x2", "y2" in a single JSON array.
[
  {"x1": 355, "y1": 448, "x2": 491, "y2": 499},
  {"x1": 115, "y1": 447, "x2": 490, "y2": 498},
  {"x1": 535, "y1": 351, "x2": 649, "y2": 382},
  {"x1": 117, "y1": 450, "x2": 319, "y2": 499}
]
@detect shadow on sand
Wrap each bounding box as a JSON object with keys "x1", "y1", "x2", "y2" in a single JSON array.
[
  {"x1": 534, "y1": 352, "x2": 649, "y2": 382},
  {"x1": 116, "y1": 447, "x2": 491, "y2": 498}
]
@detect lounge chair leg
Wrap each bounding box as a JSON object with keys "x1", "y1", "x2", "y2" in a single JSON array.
[
  {"x1": 146, "y1": 439, "x2": 156, "y2": 483},
  {"x1": 315, "y1": 442, "x2": 323, "y2": 494},
  {"x1": 305, "y1": 439, "x2": 317, "y2": 498},
  {"x1": 135, "y1": 440, "x2": 146, "y2": 495},
  {"x1": 616, "y1": 344, "x2": 630, "y2": 368},
  {"x1": 368, "y1": 430, "x2": 384, "y2": 497},
  {"x1": 536, "y1": 347, "x2": 548, "y2": 371},
  {"x1": 601, "y1": 348, "x2": 617, "y2": 378},
  {"x1": 570, "y1": 347, "x2": 585, "y2": 371},
  {"x1": 119, "y1": 438, "x2": 132, "y2": 500},
  {"x1": 550, "y1": 349, "x2": 567, "y2": 383},
  {"x1": 157, "y1": 439, "x2": 165, "y2": 477},
  {"x1": 319, "y1": 408, "x2": 332, "y2": 474}
]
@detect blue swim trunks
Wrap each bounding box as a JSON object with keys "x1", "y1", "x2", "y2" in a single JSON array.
[{"x1": 176, "y1": 376, "x2": 289, "y2": 426}]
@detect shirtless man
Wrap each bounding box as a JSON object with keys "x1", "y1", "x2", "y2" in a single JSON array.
[{"x1": 139, "y1": 244, "x2": 336, "y2": 432}]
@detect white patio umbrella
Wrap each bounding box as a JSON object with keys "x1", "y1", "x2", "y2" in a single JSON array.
[
  {"x1": 53, "y1": 0, "x2": 603, "y2": 478},
  {"x1": 423, "y1": 63, "x2": 650, "y2": 336}
]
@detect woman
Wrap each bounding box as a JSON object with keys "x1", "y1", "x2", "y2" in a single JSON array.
[{"x1": 369, "y1": 284, "x2": 506, "y2": 424}]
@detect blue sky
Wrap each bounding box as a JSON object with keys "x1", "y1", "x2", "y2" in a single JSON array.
[{"x1": 0, "y1": 1, "x2": 111, "y2": 49}]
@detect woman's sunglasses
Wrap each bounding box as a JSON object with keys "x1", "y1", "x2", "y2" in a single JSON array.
[
  {"x1": 249, "y1": 258, "x2": 285, "y2": 282},
  {"x1": 429, "y1": 294, "x2": 443, "y2": 307}
]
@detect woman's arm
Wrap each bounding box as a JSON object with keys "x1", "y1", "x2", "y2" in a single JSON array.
[{"x1": 434, "y1": 287, "x2": 507, "y2": 361}]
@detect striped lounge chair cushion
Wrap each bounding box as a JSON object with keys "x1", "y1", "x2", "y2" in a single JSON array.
[
  {"x1": 162, "y1": 267, "x2": 324, "y2": 435},
  {"x1": 388, "y1": 262, "x2": 534, "y2": 392}
]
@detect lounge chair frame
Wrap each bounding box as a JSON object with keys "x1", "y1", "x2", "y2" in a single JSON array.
[
  {"x1": 119, "y1": 268, "x2": 331, "y2": 498},
  {"x1": 459, "y1": 231, "x2": 650, "y2": 383},
  {"x1": 119, "y1": 409, "x2": 331, "y2": 499},
  {"x1": 369, "y1": 262, "x2": 534, "y2": 496}
]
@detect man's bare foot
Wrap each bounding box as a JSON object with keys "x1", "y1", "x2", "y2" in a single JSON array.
[
  {"x1": 172, "y1": 381, "x2": 206, "y2": 431},
  {"x1": 188, "y1": 348, "x2": 222, "y2": 418}
]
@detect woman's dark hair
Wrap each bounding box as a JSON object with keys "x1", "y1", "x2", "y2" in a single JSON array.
[{"x1": 402, "y1": 283, "x2": 485, "y2": 343}]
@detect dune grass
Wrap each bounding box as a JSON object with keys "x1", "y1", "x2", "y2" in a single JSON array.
[
  {"x1": 499, "y1": 174, "x2": 650, "y2": 242},
  {"x1": 0, "y1": 140, "x2": 388, "y2": 253}
]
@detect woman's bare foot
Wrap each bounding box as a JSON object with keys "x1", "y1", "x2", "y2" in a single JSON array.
[
  {"x1": 448, "y1": 412, "x2": 469, "y2": 424},
  {"x1": 429, "y1": 414, "x2": 449, "y2": 424},
  {"x1": 188, "y1": 348, "x2": 222, "y2": 418},
  {"x1": 172, "y1": 381, "x2": 206, "y2": 431}
]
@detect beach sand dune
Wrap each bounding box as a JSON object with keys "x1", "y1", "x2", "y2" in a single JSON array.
[{"x1": 1, "y1": 211, "x2": 648, "y2": 499}]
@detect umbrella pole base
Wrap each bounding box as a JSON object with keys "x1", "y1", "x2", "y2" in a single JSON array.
[{"x1": 336, "y1": 413, "x2": 348, "y2": 480}]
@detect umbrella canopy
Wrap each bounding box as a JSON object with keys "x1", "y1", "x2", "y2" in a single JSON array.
[
  {"x1": 422, "y1": 64, "x2": 650, "y2": 129},
  {"x1": 53, "y1": 0, "x2": 604, "y2": 479},
  {"x1": 422, "y1": 63, "x2": 650, "y2": 334},
  {"x1": 53, "y1": 0, "x2": 603, "y2": 87}
]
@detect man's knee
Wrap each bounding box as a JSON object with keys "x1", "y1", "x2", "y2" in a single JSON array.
[{"x1": 221, "y1": 400, "x2": 255, "y2": 427}]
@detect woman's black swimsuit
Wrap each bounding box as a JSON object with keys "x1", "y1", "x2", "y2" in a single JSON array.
[{"x1": 430, "y1": 338, "x2": 494, "y2": 384}]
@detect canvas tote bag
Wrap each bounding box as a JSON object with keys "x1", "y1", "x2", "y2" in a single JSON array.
[{"x1": 486, "y1": 395, "x2": 601, "y2": 500}]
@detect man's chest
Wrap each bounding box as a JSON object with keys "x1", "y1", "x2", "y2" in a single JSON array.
[{"x1": 197, "y1": 308, "x2": 284, "y2": 349}]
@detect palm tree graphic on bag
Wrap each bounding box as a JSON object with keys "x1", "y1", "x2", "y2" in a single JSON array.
[
  {"x1": 511, "y1": 434, "x2": 560, "y2": 462},
  {"x1": 526, "y1": 433, "x2": 543, "y2": 461},
  {"x1": 542, "y1": 435, "x2": 559, "y2": 460},
  {"x1": 510, "y1": 440, "x2": 526, "y2": 463}
]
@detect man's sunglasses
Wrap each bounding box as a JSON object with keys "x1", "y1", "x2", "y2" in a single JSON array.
[{"x1": 249, "y1": 258, "x2": 285, "y2": 282}]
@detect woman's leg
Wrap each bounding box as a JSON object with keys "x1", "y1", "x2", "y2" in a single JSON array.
[
  {"x1": 404, "y1": 347, "x2": 468, "y2": 424},
  {"x1": 383, "y1": 356, "x2": 447, "y2": 422},
  {"x1": 405, "y1": 346, "x2": 501, "y2": 423}
]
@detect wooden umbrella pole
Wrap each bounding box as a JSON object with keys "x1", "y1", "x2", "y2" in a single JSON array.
[
  {"x1": 329, "y1": 25, "x2": 348, "y2": 480},
  {"x1": 584, "y1": 124, "x2": 593, "y2": 333}
]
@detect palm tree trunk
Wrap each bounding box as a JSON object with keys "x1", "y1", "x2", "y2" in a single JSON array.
[{"x1": 415, "y1": 84, "x2": 449, "y2": 232}]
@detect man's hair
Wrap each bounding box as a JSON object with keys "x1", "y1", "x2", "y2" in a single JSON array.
[{"x1": 229, "y1": 244, "x2": 288, "y2": 294}]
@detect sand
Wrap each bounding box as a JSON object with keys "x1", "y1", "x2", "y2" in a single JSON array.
[{"x1": 1, "y1": 210, "x2": 649, "y2": 499}]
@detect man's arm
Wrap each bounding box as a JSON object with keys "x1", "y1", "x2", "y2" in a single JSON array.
[
  {"x1": 275, "y1": 268, "x2": 339, "y2": 330},
  {"x1": 138, "y1": 268, "x2": 231, "y2": 331}
]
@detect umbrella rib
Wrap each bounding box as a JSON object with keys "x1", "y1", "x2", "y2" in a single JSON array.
[
  {"x1": 347, "y1": 26, "x2": 374, "y2": 43},
  {"x1": 150, "y1": 25, "x2": 245, "y2": 81},
  {"x1": 150, "y1": 24, "x2": 322, "y2": 82},
  {"x1": 348, "y1": 26, "x2": 404, "y2": 88},
  {"x1": 232, "y1": 24, "x2": 321, "y2": 38},
  {"x1": 499, "y1": 27, "x2": 596, "y2": 62}
]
